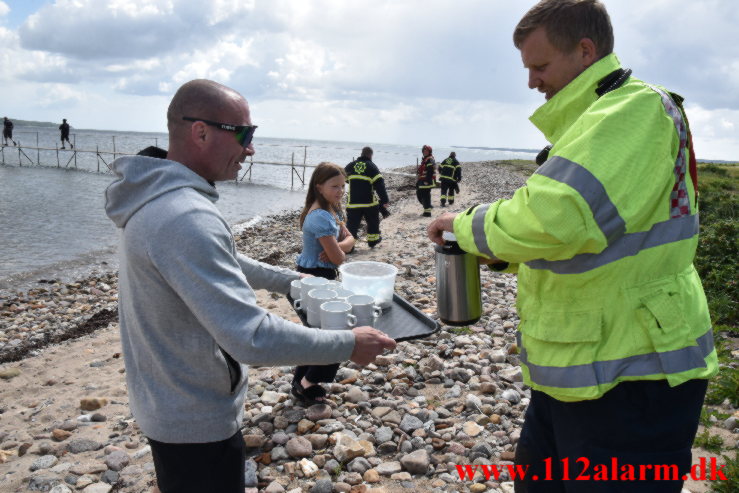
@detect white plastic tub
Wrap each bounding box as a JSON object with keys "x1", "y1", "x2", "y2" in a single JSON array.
[{"x1": 339, "y1": 261, "x2": 398, "y2": 309}]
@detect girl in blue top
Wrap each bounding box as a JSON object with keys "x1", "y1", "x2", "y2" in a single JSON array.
[{"x1": 293, "y1": 162, "x2": 355, "y2": 405}]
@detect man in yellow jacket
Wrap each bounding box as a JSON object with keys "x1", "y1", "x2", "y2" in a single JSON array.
[{"x1": 428, "y1": 1, "x2": 717, "y2": 491}]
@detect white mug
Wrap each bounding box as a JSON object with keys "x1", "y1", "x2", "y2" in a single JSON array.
[
  {"x1": 332, "y1": 287, "x2": 355, "y2": 301},
  {"x1": 295, "y1": 277, "x2": 329, "y2": 312},
  {"x1": 320, "y1": 301, "x2": 357, "y2": 330},
  {"x1": 324, "y1": 280, "x2": 343, "y2": 290},
  {"x1": 290, "y1": 279, "x2": 302, "y2": 300},
  {"x1": 305, "y1": 289, "x2": 337, "y2": 327},
  {"x1": 347, "y1": 294, "x2": 382, "y2": 327}
]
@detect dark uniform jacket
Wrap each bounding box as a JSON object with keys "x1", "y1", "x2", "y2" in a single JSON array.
[
  {"x1": 439, "y1": 157, "x2": 461, "y2": 182},
  {"x1": 345, "y1": 158, "x2": 389, "y2": 208}
]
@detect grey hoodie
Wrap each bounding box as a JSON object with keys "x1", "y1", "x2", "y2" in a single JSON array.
[{"x1": 105, "y1": 156, "x2": 355, "y2": 443}]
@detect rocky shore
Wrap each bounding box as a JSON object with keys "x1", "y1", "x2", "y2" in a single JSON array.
[{"x1": 0, "y1": 161, "x2": 731, "y2": 493}]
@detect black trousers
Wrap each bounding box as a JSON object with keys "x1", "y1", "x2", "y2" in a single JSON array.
[
  {"x1": 440, "y1": 178, "x2": 457, "y2": 205},
  {"x1": 416, "y1": 185, "x2": 432, "y2": 213},
  {"x1": 346, "y1": 206, "x2": 381, "y2": 247},
  {"x1": 148, "y1": 431, "x2": 246, "y2": 493},
  {"x1": 293, "y1": 265, "x2": 340, "y2": 384},
  {"x1": 514, "y1": 379, "x2": 708, "y2": 493}
]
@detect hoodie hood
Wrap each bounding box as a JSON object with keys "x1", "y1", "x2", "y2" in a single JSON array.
[{"x1": 105, "y1": 155, "x2": 218, "y2": 228}]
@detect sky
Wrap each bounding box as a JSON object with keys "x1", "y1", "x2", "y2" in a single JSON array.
[{"x1": 0, "y1": 0, "x2": 737, "y2": 160}]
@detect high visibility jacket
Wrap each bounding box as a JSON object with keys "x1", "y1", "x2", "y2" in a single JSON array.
[
  {"x1": 417, "y1": 156, "x2": 436, "y2": 189},
  {"x1": 453, "y1": 54, "x2": 717, "y2": 402},
  {"x1": 439, "y1": 157, "x2": 461, "y2": 182},
  {"x1": 345, "y1": 158, "x2": 389, "y2": 208}
]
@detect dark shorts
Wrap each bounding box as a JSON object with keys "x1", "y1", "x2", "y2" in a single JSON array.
[{"x1": 148, "y1": 431, "x2": 246, "y2": 493}]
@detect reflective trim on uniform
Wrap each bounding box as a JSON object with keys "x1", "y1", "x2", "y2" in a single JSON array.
[
  {"x1": 418, "y1": 184, "x2": 435, "y2": 189},
  {"x1": 536, "y1": 156, "x2": 626, "y2": 243},
  {"x1": 517, "y1": 328, "x2": 714, "y2": 389},
  {"x1": 347, "y1": 202, "x2": 379, "y2": 208},
  {"x1": 471, "y1": 204, "x2": 496, "y2": 258},
  {"x1": 347, "y1": 175, "x2": 373, "y2": 182},
  {"x1": 370, "y1": 174, "x2": 383, "y2": 183},
  {"x1": 367, "y1": 233, "x2": 380, "y2": 241},
  {"x1": 526, "y1": 213, "x2": 698, "y2": 274},
  {"x1": 648, "y1": 85, "x2": 691, "y2": 219}
]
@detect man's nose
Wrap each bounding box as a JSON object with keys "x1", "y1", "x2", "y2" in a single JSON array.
[
  {"x1": 241, "y1": 144, "x2": 255, "y2": 161},
  {"x1": 528, "y1": 70, "x2": 540, "y2": 90}
]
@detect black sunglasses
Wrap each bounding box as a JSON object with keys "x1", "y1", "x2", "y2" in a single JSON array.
[{"x1": 182, "y1": 116, "x2": 257, "y2": 147}]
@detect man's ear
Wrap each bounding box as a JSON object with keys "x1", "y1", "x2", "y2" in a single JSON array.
[
  {"x1": 190, "y1": 121, "x2": 209, "y2": 149},
  {"x1": 580, "y1": 37, "x2": 598, "y2": 68}
]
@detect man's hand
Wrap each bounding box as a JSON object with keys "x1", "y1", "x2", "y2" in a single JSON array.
[
  {"x1": 427, "y1": 212, "x2": 457, "y2": 246},
  {"x1": 350, "y1": 326, "x2": 396, "y2": 366}
]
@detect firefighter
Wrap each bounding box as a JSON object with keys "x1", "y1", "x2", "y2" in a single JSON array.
[
  {"x1": 439, "y1": 151, "x2": 461, "y2": 207},
  {"x1": 416, "y1": 145, "x2": 435, "y2": 217},
  {"x1": 344, "y1": 147, "x2": 389, "y2": 248}
]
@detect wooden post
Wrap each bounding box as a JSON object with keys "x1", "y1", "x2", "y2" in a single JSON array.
[
  {"x1": 291, "y1": 152, "x2": 295, "y2": 188},
  {"x1": 56, "y1": 145, "x2": 60, "y2": 168},
  {"x1": 36, "y1": 132, "x2": 40, "y2": 165},
  {"x1": 97, "y1": 145, "x2": 100, "y2": 173},
  {"x1": 112, "y1": 136, "x2": 116, "y2": 160}
]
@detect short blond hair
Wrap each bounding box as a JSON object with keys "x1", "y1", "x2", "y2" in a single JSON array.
[{"x1": 513, "y1": 0, "x2": 613, "y2": 59}]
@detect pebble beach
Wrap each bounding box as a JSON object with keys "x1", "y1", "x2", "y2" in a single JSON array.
[{"x1": 0, "y1": 161, "x2": 733, "y2": 493}]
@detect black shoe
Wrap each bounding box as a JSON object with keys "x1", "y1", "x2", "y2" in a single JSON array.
[
  {"x1": 441, "y1": 203, "x2": 447, "y2": 207},
  {"x1": 368, "y1": 238, "x2": 382, "y2": 249},
  {"x1": 61, "y1": 146, "x2": 65, "y2": 149},
  {"x1": 422, "y1": 212, "x2": 431, "y2": 217},
  {"x1": 291, "y1": 380, "x2": 328, "y2": 407}
]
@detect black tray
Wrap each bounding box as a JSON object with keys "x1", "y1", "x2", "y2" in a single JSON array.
[{"x1": 287, "y1": 293, "x2": 439, "y2": 342}]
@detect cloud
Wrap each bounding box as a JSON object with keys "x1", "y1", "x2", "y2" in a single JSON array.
[
  {"x1": 0, "y1": 1, "x2": 9, "y2": 18},
  {"x1": 1, "y1": 0, "x2": 738, "y2": 160}
]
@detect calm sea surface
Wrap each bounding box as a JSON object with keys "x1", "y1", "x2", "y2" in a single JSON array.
[{"x1": 0, "y1": 125, "x2": 536, "y2": 292}]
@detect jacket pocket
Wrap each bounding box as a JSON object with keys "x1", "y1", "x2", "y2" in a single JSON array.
[
  {"x1": 219, "y1": 347, "x2": 242, "y2": 394},
  {"x1": 520, "y1": 310, "x2": 603, "y2": 369},
  {"x1": 637, "y1": 288, "x2": 699, "y2": 381}
]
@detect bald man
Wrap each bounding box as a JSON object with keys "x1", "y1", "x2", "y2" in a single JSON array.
[{"x1": 105, "y1": 79, "x2": 395, "y2": 492}]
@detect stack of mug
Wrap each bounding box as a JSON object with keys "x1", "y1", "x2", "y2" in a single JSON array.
[{"x1": 291, "y1": 277, "x2": 383, "y2": 330}]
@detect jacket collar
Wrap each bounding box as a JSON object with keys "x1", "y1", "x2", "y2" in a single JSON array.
[{"x1": 529, "y1": 53, "x2": 622, "y2": 144}]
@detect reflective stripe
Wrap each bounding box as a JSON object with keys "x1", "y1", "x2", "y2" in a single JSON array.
[
  {"x1": 347, "y1": 202, "x2": 378, "y2": 208},
  {"x1": 471, "y1": 204, "x2": 495, "y2": 258},
  {"x1": 526, "y1": 213, "x2": 698, "y2": 274},
  {"x1": 536, "y1": 156, "x2": 626, "y2": 243},
  {"x1": 418, "y1": 184, "x2": 435, "y2": 189},
  {"x1": 370, "y1": 174, "x2": 383, "y2": 183},
  {"x1": 518, "y1": 328, "x2": 714, "y2": 389},
  {"x1": 347, "y1": 175, "x2": 373, "y2": 182},
  {"x1": 530, "y1": 155, "x2": 699, "y2": 274}
]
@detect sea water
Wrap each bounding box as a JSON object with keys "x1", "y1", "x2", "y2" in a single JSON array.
[{"x1": 0, "y1": 126, "x2": 536, "y2": 292}]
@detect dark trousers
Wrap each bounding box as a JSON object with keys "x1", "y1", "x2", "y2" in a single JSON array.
[
  {"x1": 440, "y1": 178, "x2": 457, "y2": 205},
  {"x1": 148, "y1": 431, "x2": 246, "y2": 493},
  {"x1": 416, "y1": 185, "x2": 432, "y2": 213},
  {"x1": 514, "y1": 379, "x2": 708, "y2": 493},
  {"x1": 346, "y1": 206, "x2": 381, "y2": 247},
  {"x1": 293, "y1": 265, "x2": 340, "y2": 385}
]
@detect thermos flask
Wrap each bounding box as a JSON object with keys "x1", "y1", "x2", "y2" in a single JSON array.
[{"x1": 435, "y1": 232, "x2": 482, "y2": 326}]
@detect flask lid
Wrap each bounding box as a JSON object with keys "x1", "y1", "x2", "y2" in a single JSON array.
[{"x1": 442, "y1": 231, "x2": 457, "y2": 242}]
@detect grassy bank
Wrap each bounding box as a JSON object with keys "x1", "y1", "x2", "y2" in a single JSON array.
[{"x1": 694, "y1": 163, "x2": 738, "y2": 492}]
